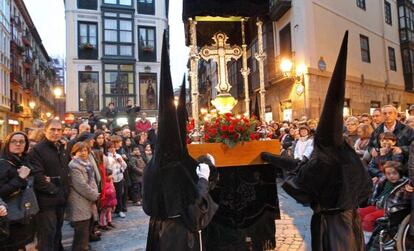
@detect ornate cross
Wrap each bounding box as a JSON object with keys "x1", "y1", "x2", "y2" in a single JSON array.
[{"x1": 200, "y1": 33, "x2": 242, "y2": 93}]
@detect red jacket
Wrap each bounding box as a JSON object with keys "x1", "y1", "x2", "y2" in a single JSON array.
[
  {"x1": 100, "y1": 180, "x2": 117, "y2": 208},
  {"x1": 135, "y1": 120, "x2": 151, "y2": 133}
]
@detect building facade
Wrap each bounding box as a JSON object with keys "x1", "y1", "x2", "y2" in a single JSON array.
[
  {"x1": 64, "y1": 0, "x2": 168, "y2": 117},
  {"x1": 9, "y1": 0, "x2": 57, "y2": 133},
  {"x1": 198, "y1": 0, "x2": 414, "y2": 122},
  {"x1": 266, "y1": 0, "x2": 411, "y2": 121},
  {"x1": 0, "y1": 0, "x2": 10, "y2": 139},
  {"x1": 51, "y1": 57, "x2": 66, "y2": 120}
]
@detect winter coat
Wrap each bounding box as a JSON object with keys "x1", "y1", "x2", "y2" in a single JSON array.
[
  {"x1": 368, "y1": 121, "x2": 414, "y2": 162},
  {"x1": 368, "y1": 176, "x2": 400, "y2": 208},
  {"x1": 100, "y1": 180, "x2": 117, "y2": 208},
  {"x1": 105, "y1": 153, "x2": 127, "y2": 183},
  {"x1": 367, "y1": 151, "x2": 403, "y2": 178},
  {"x1": 354, "y1": 138, "x2": 370, "y2": 158},
  {"x1": 0, "y1": 155, "x2": 35, "y2": 248},
  {"x1": 280, "y1": 134, "x2": 293, "y2": 150},
  {"x1": 135, "y1": 120, "x2": 151, "y2": 133},
  {"x1": 293, "y1": 137, "x2": 313, "y2": 161},
  {"x1": 129, "y1": 155, "x2": 146, "y2": 183},
  {"x1": 29, "y1": 139, "x2": 70, "y2": 209},
  {"x1": 146, "y1": 178, "x2": 218, "y2": 251},
  {"x1": 383, "y1": 177, "x2": 411, "y2": 217},
  {"x1": 66, "y1": 157, "x2": 99, "y2": 222},
  {"x1": 343, "y1": 132, "x2": 359, "y2": 149}
]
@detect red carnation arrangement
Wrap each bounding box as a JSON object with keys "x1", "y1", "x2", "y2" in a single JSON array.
[{"x1": 200, "y1": 113, "x2": 260, "y2": 148}]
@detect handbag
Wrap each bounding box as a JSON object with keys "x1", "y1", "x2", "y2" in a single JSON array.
[{"x1": 6, "y1": 176, "x2": 39, "y2": 224}]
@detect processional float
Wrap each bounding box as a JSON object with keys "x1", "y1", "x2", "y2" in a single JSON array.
[{"x1": 182, "y1": 1, "x2": 281, "y2": 250}]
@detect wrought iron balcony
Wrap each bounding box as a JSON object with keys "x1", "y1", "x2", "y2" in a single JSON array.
[{"x1": 269, "y1": 0, "x2": 292, "y2": 21}]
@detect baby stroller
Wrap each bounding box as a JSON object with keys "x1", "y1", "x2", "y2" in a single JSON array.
[{"x1": 367, "y1": 206, "x2": 414, "y2": 251}]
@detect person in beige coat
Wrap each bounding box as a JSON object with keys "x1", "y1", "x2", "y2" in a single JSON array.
[{"x1": 67, "y1": 142, "x2": 100, "y2": 251}]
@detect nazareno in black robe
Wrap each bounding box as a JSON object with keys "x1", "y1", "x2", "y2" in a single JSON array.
[
  {"x1": 262, "y1": 31, "x2": 372, "y2": 251},
  {"x1": 143, "y1": 32, "x2": 218, "y2": 251}
]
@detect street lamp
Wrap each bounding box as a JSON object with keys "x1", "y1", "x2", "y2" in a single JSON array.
[
  {"x1": 53, "y1": 87, "x2": 63, "y2": 98},
  {"x1": 280, "y1": 58, "x2": 294, "y2": 77},
  {"x1": 46, "y1": 112, "x2": 51, "y2": 118},
  {"x1": 29, "y1": 101, "x2": 36, "y2": 109}
]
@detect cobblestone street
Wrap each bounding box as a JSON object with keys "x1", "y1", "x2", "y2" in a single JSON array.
[{"x1": 60, "y1": 185, "x2": 312, "y2": 251}]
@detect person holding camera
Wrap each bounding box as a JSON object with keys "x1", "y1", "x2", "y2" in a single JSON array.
[
  {"x1": 0, "y1": 132, "x2": 34, "y2": 250},
  {"x1": 368, "y1": 132, "x2": 403, "y2": 184},
  {"x1": 29, "y1": 119, "x2": 70, "y2": 251}
]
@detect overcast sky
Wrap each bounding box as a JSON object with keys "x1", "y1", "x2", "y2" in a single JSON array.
[{"x1": 23, "y1": 0, "x2": 188, "y2": 87}]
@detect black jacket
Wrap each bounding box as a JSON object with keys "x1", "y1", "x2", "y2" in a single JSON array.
[
  {"x1": 368, "y1": 121, "x2": 414, "y2": 162},
  {"x1": 29, "y1": 139, "x2": 70, "y2": 209},
  {"x1": 0, "y1": 155, "x2": 28, "y2": 201},
  {"x1": 0, "y1": 154, "x2": 35, "y2": 248}
]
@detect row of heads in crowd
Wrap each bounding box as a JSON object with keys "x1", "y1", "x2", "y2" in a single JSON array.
[{"x1": 262, "y1": 105, "x2": 414, "y2": 138}]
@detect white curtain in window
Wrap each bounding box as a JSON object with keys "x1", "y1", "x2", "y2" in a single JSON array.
[
  {"x1": 120, "y1": 45, "x2": 132, "y2": 56},
  {"x1": 105, "y1": 44, "x2": 117, "y2": 55},
  {"x1": 120, "y1": 0, "x2": 131, "y2": 5},
  {"x1": 120, "y1": 31, "x2": 132, "y2": 43}
]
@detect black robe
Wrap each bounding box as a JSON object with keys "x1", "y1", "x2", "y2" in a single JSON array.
[
  {"x1": 270, "y1": 142, "x2": 371, "y2": 251},
  {"x1": 146, "y1": 178, "x2": 218, "y2": 251}
]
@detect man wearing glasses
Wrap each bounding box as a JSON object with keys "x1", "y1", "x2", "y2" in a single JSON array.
[{"x1": 29, "y1": 119, "x2": 70, "y2": 251}]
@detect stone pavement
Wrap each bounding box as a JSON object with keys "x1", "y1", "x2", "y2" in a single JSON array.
[
  {"x1": 59, "y1": 184, "x2": 312, "y2": 251},
  {"x1": 275, "y1": 187, "x2": 312, "y2": 251}
]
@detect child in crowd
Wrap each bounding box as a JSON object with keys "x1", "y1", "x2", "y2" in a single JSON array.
[
  {"x1": 106, "y1": 141, "x2": 127, "y2": 218},
  {"x1": 367, "y1": 132, "x2": 403, "y2": 184},
  {"x1": 359, "y1": 161, "x2": 413, "y2": 243},
  {"x1": 99, "y1": 169, "x2": 117, "y2": 230},
  {"x1": 144, "y1": 144, "x2": 153, "y2": 163},
  {"x1": 128, "y1": 146, "x2": 146, "y2": 206}
]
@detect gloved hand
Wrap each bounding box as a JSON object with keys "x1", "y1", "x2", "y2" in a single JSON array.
[
  {"x1": 206, "y1": 153, "x2": 216, "y2": 166},
  {"x1": 196, "y1": 163, "x2": 210, "y2": 181}
]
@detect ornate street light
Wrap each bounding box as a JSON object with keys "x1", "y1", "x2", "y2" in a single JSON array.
[
  {"x1": 53, "y1": 87, "x2": 63, "y2": 98},
  {"x1": 280, "y1": 58, "x2": 293, "y2": 77},
  {"x1": 29, "y1": 101, "x2": 36, "y2": 109}
]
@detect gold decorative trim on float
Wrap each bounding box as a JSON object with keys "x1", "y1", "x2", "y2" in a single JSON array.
[{"x1": 188, "y1": 140, "x2": 280, "y2": 167}]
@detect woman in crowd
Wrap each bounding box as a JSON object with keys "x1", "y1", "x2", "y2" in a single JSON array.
[
  {"x1": 93, "y1": 130, "x2": 108, "y2": 156},
  {"x1": 28, "y1": 128, "x2": 44, "y2": 151},
  {"x1": 135, "y1": 131, "x2": 149, "y2": 153},
  {"x1": 354, "y1": 124, "x2": 373, "y2": 162},
  {"x1": 0, "y1": 132, "x2": 34, "y2": 250},
  {"x1": 67, "y1": 142, "x2": 100, "y2": 251},
  {"x1": 293, "y1": 125, "x2": 313, "y2": 161},
  {"x1": 143, "y1": 143, "x2": 153, "y2": 163}
]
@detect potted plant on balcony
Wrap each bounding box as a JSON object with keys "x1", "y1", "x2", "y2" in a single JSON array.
[
  {"x1": 142, "y1": 45, "x2": 154, "y2": 53},
  {"x1": 16, "y1": 45, "x2": 25, "y2": 55},
  {"x1": 79, "y1": 42, "x2": 94, "y2": 50}
]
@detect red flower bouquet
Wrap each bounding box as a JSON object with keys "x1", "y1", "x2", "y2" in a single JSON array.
[{"x1": 201, "y1": 113, "x2": 260, "y2": 148}]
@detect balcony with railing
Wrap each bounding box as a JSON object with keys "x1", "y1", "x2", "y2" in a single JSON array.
[{"x1": 269, "y1": 0, "x2": 291, "y2": 21}]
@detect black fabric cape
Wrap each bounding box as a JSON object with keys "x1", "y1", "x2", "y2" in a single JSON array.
[{"x1": 262, "y1": 31, "x2": 372, "y2": 251}]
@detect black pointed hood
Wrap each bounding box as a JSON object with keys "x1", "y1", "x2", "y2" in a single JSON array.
[
  {"x1": 177, "y1": 76, "x2": 188, "y2": 151},
  {"x1": 262, "y1": 31, "x2": 372, "y2": 212},
  {"x1": 154, "y1": 31, "x2": 183, "y2": 162},
  {"x1": 143, "y1": 31, "x2": 197, "y2": 218},
  {"x1": 315, "y1": 31, "x2": 348, "y2": 147}
]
